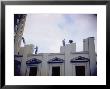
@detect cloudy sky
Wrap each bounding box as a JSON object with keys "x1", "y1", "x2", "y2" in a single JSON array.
[{"x1": 22, "y1": 14, "x2": 97, "y2": 53}]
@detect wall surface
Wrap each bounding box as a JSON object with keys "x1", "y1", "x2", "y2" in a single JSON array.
[{"x1": 23, "y1": 52, "x2": 90, "y2": 76}]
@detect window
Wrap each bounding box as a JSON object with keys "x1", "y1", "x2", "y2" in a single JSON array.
[
  {"x1": 29, "y1": 67, "x2": 37, "y2": 76},
  {"x1": 52, "y1": 66, "x2": 60, "y2": 76},
  {"x1": 75, "y1": 66, "x2": 85, "y2": 76}
]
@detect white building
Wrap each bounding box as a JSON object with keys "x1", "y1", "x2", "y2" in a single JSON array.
[
  {"x1": 15, "y1": 37, "x2": 97, "y2": 76},
  {"x1": 14, "y1": 14, "x2": 97, "y2": 76}
]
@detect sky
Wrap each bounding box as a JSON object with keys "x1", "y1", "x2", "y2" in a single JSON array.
[{"x1": 21, "y1": 14, "x2": 97, "y2": 53}]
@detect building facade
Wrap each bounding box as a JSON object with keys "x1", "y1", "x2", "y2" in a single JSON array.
[{"x1": 14, "y1": 14, "x2": 97, "y2": 76}]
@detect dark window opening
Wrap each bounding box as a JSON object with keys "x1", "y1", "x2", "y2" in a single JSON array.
[
  {"x1": 29, "y1": 67, "x2": 37, "y2": 76},
  {"x1": 75, "y1": 66, "x2": 85, "y2": 76},
  {"x1": 52, "y1": 66, "x2": 60, "y2": 76}
]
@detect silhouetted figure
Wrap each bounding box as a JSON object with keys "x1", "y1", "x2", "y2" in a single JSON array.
[
  {"x1": 69, "y1": 40, "x2": 73, "y2": 44},
  {"x1": 35, "y1": 46, "x2": 38, "y2": 54},
  {"x1": 62, "y1": 39, "x2": 65, "y2": 46},
  {"x1": 22, "y1": 37, "x2": 26, "y2": 45}
]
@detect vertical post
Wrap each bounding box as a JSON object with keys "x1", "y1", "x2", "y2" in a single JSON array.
[
  {"x1": 41, "y1": 54, "x2": 48, "y2": 76},
  {"x1": 83, "y1": 37, "x2": 97, "y2": 75},
  {"x1": 88, "y1": 37, "x2": 97, "y2": 76},
  {"x1": 20, "y1": 44, "x2": 34, "y2": 76}
]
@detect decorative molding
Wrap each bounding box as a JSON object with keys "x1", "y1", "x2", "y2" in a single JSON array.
[
  {"x1": 70, "y1": 56, "x2": 89, "y2": 63},
  {"x1": 71, "y1": 51, "x2": 89, "y2": 54},
  {"x1": 26, "y1": 58, "x2": 42, "y2": 66},
  {"x1": 48, "y1": 57, "x2": 64, "y2": 63},
  {"x1": 48, "y1": 53, "x2": 65, "y2": 56}
]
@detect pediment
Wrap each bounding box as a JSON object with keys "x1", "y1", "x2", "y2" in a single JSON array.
[
  {"x1": 26, "y1": 58, "x2": 42, "y2": 65},
  {"x1": 48, "y1": 57, "x2": 64, "y2": 63},
  {"x1": 70, "y1": 56, "x2": 89, "y2": 63}
]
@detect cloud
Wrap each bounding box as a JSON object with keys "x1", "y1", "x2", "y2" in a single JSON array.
[{"x1": 22, "y1": 14, "x2": 97, "y2": 53}]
